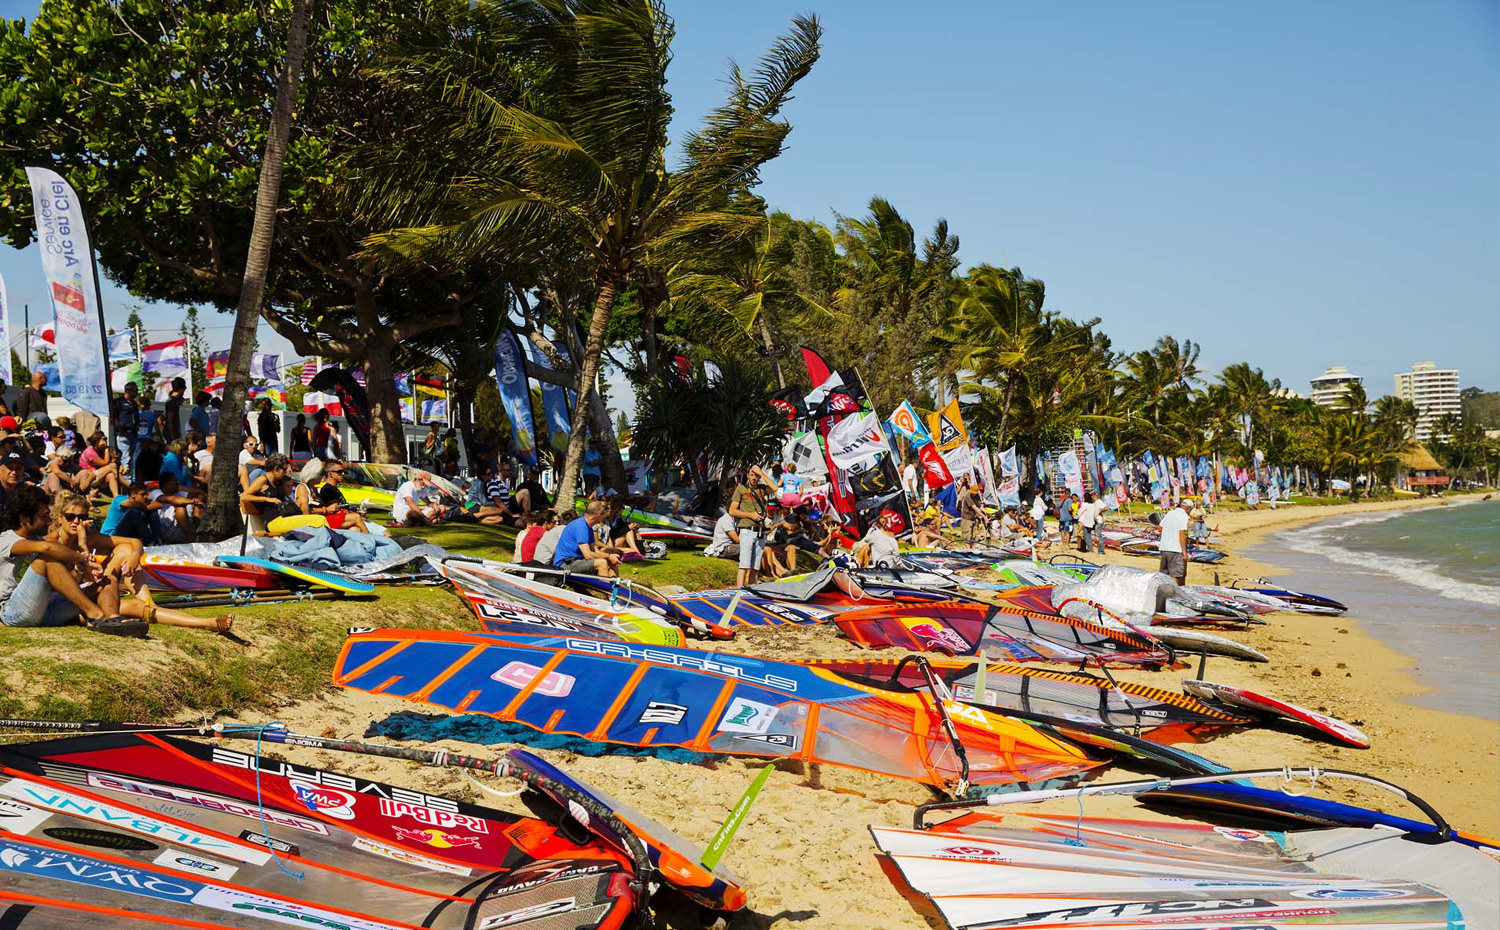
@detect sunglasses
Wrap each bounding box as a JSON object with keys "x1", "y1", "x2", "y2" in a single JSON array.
[{"x1": 62, "y1": 512, "x2": 88, "y2": 522}]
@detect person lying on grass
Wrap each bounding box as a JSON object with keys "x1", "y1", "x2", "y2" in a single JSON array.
[{"x1": 0, "y1": 486, "x2": 231, "y2": 635}]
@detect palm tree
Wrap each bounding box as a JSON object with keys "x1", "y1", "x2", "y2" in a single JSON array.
[
  {"x1": 670, "y1": 213, "x2": 832, "y2": 388},
  {"x1": 938, "y1": 265, "x2": 1058, "y2": 449},
  {"x1": 201, "y1": 0, "x2": 314, "y2": 536},
  {"x1": 360, "y1": 1, "x2": 821, "y2": 513}
]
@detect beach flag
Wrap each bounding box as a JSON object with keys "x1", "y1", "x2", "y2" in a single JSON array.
[
  {"x1": 783, "y1": 431, "x2": 828, "y2": 481},
  {"x1": 106, "y1": 330, "x2": 135, "y2": 361},
  {"x1": 976, "y1": 448, "x2": 1000, "y2": 506},
  {"x1": 803, "y1": 370, "x2": 845, "y2": 410},
  {"x1": 29, "y1": 320, "x2": 55, "y2": 350},
  {"x1": 250, "y1": 352, "x2": 281, "y2": 380},
  {"x1": 918, "y1": 442, "x2": 953, "y2": 488},
  {"x1": 927, "y1": 399, "x2": 968, "y2": 452},
  {"x1": 109, "y1": 361, "x2": 142, "y2": 392},
  {"x1": 141, "y1": 338, "x2": 188, "y2": 375},
  {"x1": 999, "y1": 446, "x2": 1019, "y2": 477},
  {"x1": 524, "y1": 336, "x2": 573, "y2": 457},
  {"x1": 491, "y1": 331, "x2": 537, "y2": 466},
  {"x1": 26, "y1": 168, "x2": 110, "y2": 418},
  {"x1": 888, "y1": 400, "x2": 930, "y2": 445},
  {"x1": 420, "y1": 398, "x2": 448, "y2": 422},
  {"x1": 826, "y1": 411, "x2": 884, "y2": 469},
  {"x1": 204, "y1": 349, "x2": 231, "y2": 379},
  {"x1": 998, "y1": 476, "x2": 1021, "y2": 509}
]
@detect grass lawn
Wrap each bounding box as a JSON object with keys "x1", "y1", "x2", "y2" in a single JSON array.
[{"x1": 0, "y1": 523, "x2": 734, "y2": 724}]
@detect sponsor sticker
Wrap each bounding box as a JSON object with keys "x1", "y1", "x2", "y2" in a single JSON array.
[
  {"x1": 352, "y1": 836, "x2": 472, "y2": 877},
  {"x1": 937, "y1": 845, "x2": 1006, "y2": 859},
  {"x1": 717, "y1": 697, "x2": 778, "y2": 735},
  {"x1": 189, "y1": 884, "x2": 406, "y2": 930},
  {"x1": 0, "y1": 839, "x2": 199, "y2": 903},
  {"x1": 378, "y1": 799, "x2": 489, "y2": 833},
  {"x1": 490, "y1": 660, "x2": 576, "y2": 697},
  {"x1": 85, "y1": 773, "x2": 330, "y2": 835},
  {"x1": 1292, "y1": 888, "x2": 1415, "y2": 900},
  {"x1": 1213, "y1": 825, "x2": 1276, "y2": 843},
  {"x1": 731, "y1": 732, "x2": 798, "y2": 749},
  {"x1": 0, "y1": 797, "x2": 50, "y2": 834},
  {"x1": 637, "y1": 701, "x2": 688, "y2": 726},
  {"x1": 391, "y1": 826, "x2": 481, "y2": 850},
  {"x1": 900, "y1": 617, "x2": 970, "y2": 654},
  {"x1": 288, "y1": 780, "x2": 357, "y2": 820},
  {"x1": 478, "y1": 897, "x2": 579, "y2": 929},
  {"x1": 153, "y1": 848, "x2": 239, "y2": 881},
  {"x1": 0, "y1": 778, "x2": 270, "y2": 865},
  {"x1": 238, "y1": 831, "x2": 300, "y2": 856}
]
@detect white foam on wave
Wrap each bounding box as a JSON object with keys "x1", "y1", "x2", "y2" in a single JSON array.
[{"x1": 1282, "y1": 506, "x2": 1500, "y2": 608}]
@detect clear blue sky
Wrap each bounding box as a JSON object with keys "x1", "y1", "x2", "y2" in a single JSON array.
[{"x1": 2, "y1": 0, "x2": 1496, "y2": 398}]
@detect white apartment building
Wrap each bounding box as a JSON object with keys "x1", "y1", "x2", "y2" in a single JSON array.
[
  {"x1": 1309, "y1": 366, "x2": 1362, "y2": 408},
  {"x1": 1394, "y1": 361, "x2": 1461, "y2": 441}
]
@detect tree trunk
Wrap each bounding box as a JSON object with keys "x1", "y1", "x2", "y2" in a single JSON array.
[
  {"x1": 362, "y1": 343, "x2": 407, "y2": 463},
  {"x1": 200, "y1": 0, "x2": 313, "y2": 538},
  {"x1": 757, "y1": 313, "x2": 785, "y2": 389},
  {"x1": 456, "y1": 385, "x2": 476, "y2": 469},
  {"x1": 554, "y1": 277, "x2": 617, "y2": 515},
  {"x1": 586, "y1": 384, "x2": 627, "y2": 492},
  {"x1": 996, "y1": 375, "x2": 1017, "y2": 451}
]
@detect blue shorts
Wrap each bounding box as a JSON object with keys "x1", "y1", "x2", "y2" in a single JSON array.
[{"x1": 1, "y1": 567, "x2": 81, "y2": 628}]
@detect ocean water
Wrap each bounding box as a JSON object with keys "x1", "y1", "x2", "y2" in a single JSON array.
[{"x1": 1244, "y1": 500, "x2": 1500, "y2": 720}]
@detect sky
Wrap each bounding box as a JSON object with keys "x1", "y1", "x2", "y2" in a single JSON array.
[{"x1": 1, "y1": 0, "x2": 1496, "y2": 401}]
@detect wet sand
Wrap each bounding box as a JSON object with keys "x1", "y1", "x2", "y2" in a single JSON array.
[{"x1": 243, "y1": 493, "x2": 1500, "y2": 929}]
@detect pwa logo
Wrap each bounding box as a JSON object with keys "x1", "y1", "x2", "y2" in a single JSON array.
[
  {"x1": 288, "y1": 781, "x2": 356, "y2": 820},
  {"x1": 1293, "y1": 888, "x2": 1414, "y2": 900}
]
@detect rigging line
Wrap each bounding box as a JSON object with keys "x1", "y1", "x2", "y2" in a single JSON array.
[{"x1": 218, "y1": 721, "x2": 306, "y2": 881}]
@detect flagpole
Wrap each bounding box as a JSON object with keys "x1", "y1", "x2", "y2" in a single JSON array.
[{"x1": 77, "y1": 193, "x2": 116, "y2": 447}]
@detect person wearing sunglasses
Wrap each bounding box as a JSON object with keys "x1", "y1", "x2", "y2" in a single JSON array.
[{"x1": 0, "y1": 486, "x2": 231, "y2": 635}]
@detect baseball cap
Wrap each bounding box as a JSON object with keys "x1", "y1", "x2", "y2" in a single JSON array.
[
  {"x1": 0, "y1": 416, "x2": 17, "y2": 431},
  {"x1": 0, "y1": 452, "x2": 24, "y2": 469}
]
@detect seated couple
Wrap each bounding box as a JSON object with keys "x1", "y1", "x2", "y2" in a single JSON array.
[
  {"x1": 240, "y1": 456, "x2": 374, "y2": 535},
  {"x1": 0, "y1": 486, "x2": 232, "y2": 636}
]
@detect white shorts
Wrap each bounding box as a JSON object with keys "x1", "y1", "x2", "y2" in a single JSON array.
[{"x1": 738, "y1": 529, "x2": 764, "y2": 570}]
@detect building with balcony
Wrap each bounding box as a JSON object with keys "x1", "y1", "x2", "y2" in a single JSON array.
[
  {"x1": 1309, "y1": 366, "x2": 1362, "y2": 408},
  {"x1": 1394, "y1": 361, "x2": 1461, "y2": 441}
]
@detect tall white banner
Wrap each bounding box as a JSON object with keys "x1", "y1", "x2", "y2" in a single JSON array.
[
  {"x1": 26, "y1": 168, "x2": 110, "y2": 417},
  {"x1": 0, "y1": 272, "x2": 11, "y2": 387}
]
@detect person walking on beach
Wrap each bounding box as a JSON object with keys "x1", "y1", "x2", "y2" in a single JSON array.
[
  {"x1": 1155, "y1": 497, "x2": 1191, "y2": 585},
  {"x1": 1077, "y1": 491, "x2": 1101, "y2": 553}
]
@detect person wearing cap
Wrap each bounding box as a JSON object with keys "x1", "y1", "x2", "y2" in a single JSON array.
[
  {"x1": 1156, "y1": 497, "x2": 1192, "y2": 584},
  {"x1": 0, "y1": 451, "x2": 29, "y2": 513},
  {"x1": 0, "y1": 415, "x2": 19, "y2": 438},
  {"x1": 392, "y1": 471, "x2": 446, "y2": 526}
]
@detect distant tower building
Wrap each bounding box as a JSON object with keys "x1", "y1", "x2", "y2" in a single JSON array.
[
  {"x1": 1394, "y1": 361, "x2": 1461, "y2": 441},
  {"x1": 1309, "y1": 366, "x2": 1362, "y2": 408}
]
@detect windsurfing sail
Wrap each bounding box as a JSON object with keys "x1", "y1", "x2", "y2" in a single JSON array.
[
  {"x1": 873, "y1": 812, "x2": 1498, "y2": 929},
  {"x1": 332, "y1": 628, "x2": 1102, "y2": 795},
  {"x1": 0, "y1": 730, "x2": 638, "y2": 929},
  {"x1": 561, "y1": 573, "x2": 835, "y2": 628},
  {"x1": 835, "y1": 600, "x2": 1169, "y2": 666},
  {"x1": 435, "y1": 559, "x2": 689, "y2": 645},
  {"x1": 810, "y1": 658, "x2": 1250, "y2": 733}
]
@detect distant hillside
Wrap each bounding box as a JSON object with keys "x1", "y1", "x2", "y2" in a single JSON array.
[{"x1": 1461, "y1": 389, "x2": 1499, "y2": 427}]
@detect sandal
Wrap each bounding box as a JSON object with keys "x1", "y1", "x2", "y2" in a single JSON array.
[
  {"x1": 87, "y1": 617, "x2": 149, "y2": 638},
  {"x1": 212, "y1": 615, "x2": 234, "y2": 634}
]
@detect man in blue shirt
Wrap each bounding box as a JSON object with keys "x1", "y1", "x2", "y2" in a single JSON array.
[
  {"x1": 112, "y1": 382, "x2": 141, "y2": 479},
  {"x1": 552, "y1": 500, "x2": 620, "y2": 577}
]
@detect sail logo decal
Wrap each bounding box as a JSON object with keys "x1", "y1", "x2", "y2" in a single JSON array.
[
  {"x1": 638, "y1": 702, "x2": 688, "y2": 726},
  {"x1": 717, "y1": 698, "x2": 778, "y2": 735},
  {"x1": 0, "y1": 779, "x2": 269, "y2": 865},
  {"x1": 288, "y1": 781, "x2": 357, "y2": 820},
  {"x1": 377, "y1": 799, "x2": 489, "y2": 833},
  {"x1": 563, "y1": 639, "x2": 799, "y2": 692},
  {"x1": 392, "y1": 826, "x2": 481, "y2": 849},
  {"x1": 491, "y1": 660, "x2": 576, "y2": 697}
]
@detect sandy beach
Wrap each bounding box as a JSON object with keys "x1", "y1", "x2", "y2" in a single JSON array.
[{"x1": 245, "y1": 493, "x2": 1499, "y2": 929}]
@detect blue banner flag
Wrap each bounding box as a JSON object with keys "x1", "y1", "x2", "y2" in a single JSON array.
[
  {"x1": 491, "y1": 331, "x2": 538, "y2": 466},
  {"x1": 525, "y1": 336, "x2": 574, "y2": 457}
]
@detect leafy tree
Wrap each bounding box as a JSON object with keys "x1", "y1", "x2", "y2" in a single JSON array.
[
  {"x1": 631, "y1": 355, "x2": 783, "y2": 489},
  {"x1": 0, "y1": 0, "x2": 474, "y2": 464}
]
